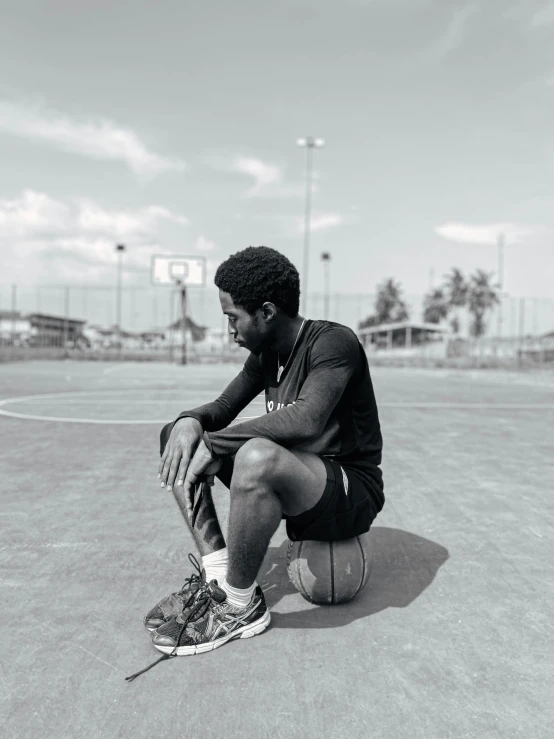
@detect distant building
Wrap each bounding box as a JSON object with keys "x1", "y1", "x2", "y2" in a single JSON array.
[
  {"x1": 0, "y1": 311, "x2": 30, "y2": 344},
  {"x1": 0, "y1": 311, "x2": 86, "y2": 347},
  {"x1": 29, "y1": 313, "x2": 86, "y2": 346},
  {"x1": 358, "y1": 321, "x2": 451, "y2": 358}
]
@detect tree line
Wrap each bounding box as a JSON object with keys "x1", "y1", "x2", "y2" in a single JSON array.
[{"x1": 358, "y1": 268, "x2": 500, "y2": 338}]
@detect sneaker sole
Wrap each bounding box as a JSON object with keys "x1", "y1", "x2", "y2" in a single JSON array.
[{"x1": 152, "y1": 609, "x2": 271, "y2": 656}]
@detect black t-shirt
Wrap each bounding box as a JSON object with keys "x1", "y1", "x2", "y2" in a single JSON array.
[{"x1": 174, "y1": 319, "x2": 384, "y2": 493}]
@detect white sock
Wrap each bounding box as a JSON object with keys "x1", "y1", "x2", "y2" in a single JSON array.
[
  {"x1": 222, "y1": 579, "x2": 256, "y2": 609},
  {"x1": 202, "y1": 547, "x2": 228, "y2": 585}
]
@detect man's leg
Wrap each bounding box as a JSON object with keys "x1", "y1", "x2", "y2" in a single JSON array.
[
  {"x1": 225, "y1": 438, "x2": 327, "y2": 589},
  {"x1": 171, "y1": 475, "x2": 226, "y2": 556},
  {"x1": 144, "y1": 426, "x2": 230, "y2": 630},
  {"x1": 150, "y1": 437, "x2": 327, "y2": 655},
  {"x1": 160, "y1": 422, "x2": 226, "y2": 557}
]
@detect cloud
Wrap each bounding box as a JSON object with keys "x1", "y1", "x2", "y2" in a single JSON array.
[
  {"x1": 0, "y1": 190, "x2": 190, "y2": 282},
  {"x1": 209, "y1": 155, "x2": 306, "y2": 198},
  {"x1": 0, "y1": 190, "x2": 71, "y2": 238},
  {"x1": 530, "y1": 2, "x2": 554, "y2": 28},
  {"x1": 434, "y1": 221, "x2": 546, "y2": 245},
  {"x1": 426, "y1": 5, "x2": 478, "y2": 60},
  {"x1": 307, "y1": 213, "x2": 345, "y2": 233},
  {"x1": 76, "y1": 201, "x2": 188, "y2": 237},
  {"x1": 233, "y1": 157, "x2": 282, "y2": 195},
  {"x1": 195, "y1": 235, "x2": 217, "y2": 252},
  {"x1": 0, "y1": 98, "x2": 186, "y2": 177},
  {"x1": 0, "y1": 190, "x2": 188, "y2": 241}
]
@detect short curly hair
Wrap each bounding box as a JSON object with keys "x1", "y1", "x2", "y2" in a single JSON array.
[{"x1": 214, "y1": 246, "x2": 300, "y2": 317}]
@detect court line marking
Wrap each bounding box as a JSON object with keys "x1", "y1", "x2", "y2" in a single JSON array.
[
  {"x1": 0, "y1": 389, "x2": 229, "y2": 404},
  {"x1": 9, "y1": 399, "x2": 224, "y2": 405},
  {"x1": 380, "y1": 402, "x2": 554, "y2": 409},
  {"x1": 0, "y1": 410, "x2": 261, "y2": 424},
  {"x1": 2, "y1": 390, "x2": 548, "y2": 408},
  {"x1": 0, "y1": 410, "x2": 167, "y2": 424},
  {"x1": 0, "y1": 408, "x2": 260, "y2": 426},
  {"x1": 0, "y1": 391, "x2": 552, "y2": 424},
  {"x1": 0, "y1": 390, "x2": 265, "y2": 403},
  {"x1": 0, "y1": 392, "x2": 265, "y2": 424}
]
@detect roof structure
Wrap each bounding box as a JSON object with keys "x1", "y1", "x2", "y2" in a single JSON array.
[
  {"x1": 29, "y1": 313, "x2": 86, "y2": 328},
  {"x1": 0, "y1": 310, "x2": 24, "y2": 320},
  {"x1": 358, "y1": 321, "x2": 450, "y2": 336}
]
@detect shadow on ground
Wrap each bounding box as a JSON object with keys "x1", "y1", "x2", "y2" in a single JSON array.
[{"x1": 259, "y1": 526, "x2": 450, "y2": 629}]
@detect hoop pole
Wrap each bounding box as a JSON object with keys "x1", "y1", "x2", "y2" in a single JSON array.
[{"x1": 180, "y1": 284, "x2": 187, "y2": 365}]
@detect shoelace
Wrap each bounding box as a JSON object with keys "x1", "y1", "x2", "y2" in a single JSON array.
[
  {"x1": 174, "y1": 553, "x2": 203, "y2": 599},
  {"x1": 125, "y1": 582, "x2": 218, "y2": 682}
]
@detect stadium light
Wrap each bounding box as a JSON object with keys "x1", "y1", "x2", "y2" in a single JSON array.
[
  {"x1": 297, "y1": 136, "x2": 325, "y2": 316},
  {"x1": 296, "y1": 137, "x2": 325, "y2": 148}
]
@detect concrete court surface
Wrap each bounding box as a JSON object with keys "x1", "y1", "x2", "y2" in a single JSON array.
[{"x1": 0, "y1": 359, "x2": 552, "y2": 739}]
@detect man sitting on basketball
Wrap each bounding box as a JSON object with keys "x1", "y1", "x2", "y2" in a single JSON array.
[{"x1": 141, "y1": 246, "x2": 383, "y2": 666}]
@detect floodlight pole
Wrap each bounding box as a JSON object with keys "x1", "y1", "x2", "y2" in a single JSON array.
[
  {"x1": 497, "y1": 233, "x2": 505, "y2": 338},
  {"x1": 63, "y1": 286, "x2": 70, "y2": 348},
  {"x1": 177, "y1": 280, "x2": 188, "y2": 365},
  {"x1": 10, "y1": 284, "x2": 17, "y2": 358},
  {"x1": 115, "y1": 244, "x2": 126, "y2": 358},
  {"x1": 297, "y1": 137, "x2": 324, "y2": 317},
  {"x1": 321, "y1": 252, "x2": 331, "y2": 319}
]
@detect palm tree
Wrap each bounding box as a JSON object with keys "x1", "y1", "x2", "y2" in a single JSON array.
[
  {"x1": 442, "y1": 267, "x2": 468, "y2": 334},
  {"x1": 375, "y1": 278, "x2": 410, "y2": 323},
  {"x1": 467, "y1": 269, "x2": 500, "y2": 338},
  {"x1": 358, "y1": 277, "x2": 410, "y2": 329},
  {"x1": 422, "y1": 288, "x2": 450, "y2": 324}
]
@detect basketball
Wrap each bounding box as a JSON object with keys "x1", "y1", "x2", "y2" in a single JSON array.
[{"x1": 286, "y1": 532, "x2": 373, "y2": 605}]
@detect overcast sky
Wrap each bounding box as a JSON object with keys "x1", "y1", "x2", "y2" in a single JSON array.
[{"x1": 1, "y1": 0, "x2": 554, "y2": 308}]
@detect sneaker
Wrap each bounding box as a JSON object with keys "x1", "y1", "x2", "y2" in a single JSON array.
[
  {"x1": 143, "y1": 553, "x2": 205, "y2": 631},
  {"x1": 151, "y1": 581, "x2": 271, "y2": 656}
]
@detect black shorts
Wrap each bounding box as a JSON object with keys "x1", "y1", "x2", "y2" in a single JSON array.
[
  {"x1": 284, "y1": 457, "x2": 381, "y2": 542},
  {"x1": 160, "y1": 423, "x2": 381, "y2": 542}
]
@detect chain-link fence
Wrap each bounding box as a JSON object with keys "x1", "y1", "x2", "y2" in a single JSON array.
[{"x1": 1, "y1": 284, "x2": 553, "y2": 365}]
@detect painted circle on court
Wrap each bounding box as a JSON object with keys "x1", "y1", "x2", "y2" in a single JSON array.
[
  {"x1": 0, "y1": 390, "x2": 552, "y2": 424},
  {"x1": 0, "y1": 390, "x2": 264, "y2": 424}
]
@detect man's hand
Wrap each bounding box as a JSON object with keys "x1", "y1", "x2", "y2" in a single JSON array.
[
  {"x1": 183, "y1": 440, "x2": 222, "y2": 519},
  {"x1": 158, "y1": 417, "x2": 203, "y2": 492}
]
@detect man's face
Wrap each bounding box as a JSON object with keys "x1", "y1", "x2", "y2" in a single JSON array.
[{"x1": 219, "y1": 290, "x2": 269, "y2": 354}]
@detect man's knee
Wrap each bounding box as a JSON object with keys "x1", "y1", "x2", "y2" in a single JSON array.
[{"x1": 234, "y1": 438, "x2": 281, "y2": 484}]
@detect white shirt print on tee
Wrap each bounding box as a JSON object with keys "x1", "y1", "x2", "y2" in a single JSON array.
[{"x1": 340, "y1": 466, "x2": 349, "y2": 496}]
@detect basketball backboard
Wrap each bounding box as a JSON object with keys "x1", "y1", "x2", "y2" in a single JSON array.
[{"x1": 151, "y1": 255, "x2": 206, "y2": 287}]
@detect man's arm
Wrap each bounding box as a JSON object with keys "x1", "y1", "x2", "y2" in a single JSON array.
[
  {"x1": 171, "y1": 352, "x2": 265, "y2": 433},
  {"x1": 159, "y1": 353, "x2": 264, "y2": 491},
  {"x1": 204, "y1": 328, "x2": 359, "y2": 458}
]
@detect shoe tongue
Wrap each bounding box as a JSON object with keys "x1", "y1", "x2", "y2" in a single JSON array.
[{"x1": 207, "y1": 580, "x2": 227, "y2": 603}]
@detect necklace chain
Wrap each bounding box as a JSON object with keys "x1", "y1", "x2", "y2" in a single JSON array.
[{"x1": 277, "y1": 319, "x2": 306, "y2": 383}]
